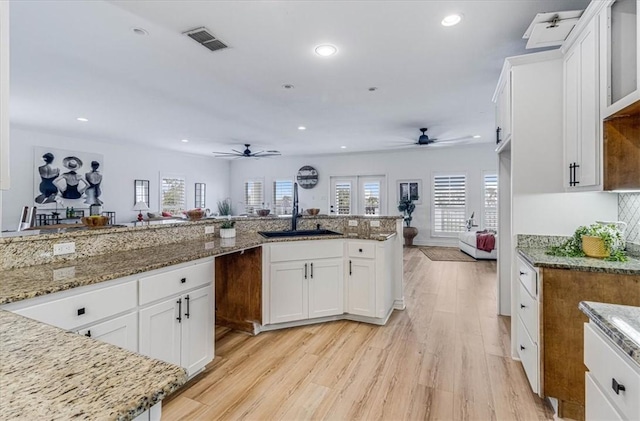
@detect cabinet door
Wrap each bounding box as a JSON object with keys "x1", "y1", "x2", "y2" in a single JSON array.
[
  {"x1": 564, "y1": 47, "x2": 580, "y2": 187},
  {"x1": 347, "y1": 258, "x2": 376, "y2": 317},
  {"x1": 270, "y1": 262, "x2": 308, "y2": 323},
  {"x1": 308, "y1": 258, "x2": 344, "y2": 319},
  {"x1": 78, "y1": 312, "x2": 138, "y2": 353},
  {"x1": 496, "y1": 74, "x2": 512, "y2": 144},
  {"x1": 586, "y1": 373, "x2": 624, "y2": 421},
  {"x1": 181, "y1": 286, "x2": 214, "y2": 376},
  {"x1": 578, "y1": 19, "x2": 600, "y2": 188},
  {"x1": 139, "y1": 297, "x2": 181, "y2": 366}
]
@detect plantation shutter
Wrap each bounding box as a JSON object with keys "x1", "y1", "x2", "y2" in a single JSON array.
[
  {"x1": 433, "y1": 174, "x2": 466, "y2": 235},
  {"x1": 363, "y1": 182, "x2": 380, "y2": 215},
  {"x1": 483, "y1": 174, "x2": 498, "y2": 231},
  {"x1": 244, "y1": 180, "x2": 264, "y2": 214},
  {"x1": 335, "y1": 182, "x2": 352, "y2": 215},
  {"x1": 161, "y1": 176, "x2": 186, "y2": 214},
  {"x1": 273, "y1": 180, "x2": 293, "y2": 215}
]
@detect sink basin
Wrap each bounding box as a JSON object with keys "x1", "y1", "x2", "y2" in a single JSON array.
[{"x1": 258, "y1": 229, "x2": 342, "y2": 238}]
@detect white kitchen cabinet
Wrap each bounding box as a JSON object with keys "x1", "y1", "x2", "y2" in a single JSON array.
[
  {"x1": 564, "y1": 17, "x2": 600, "y2": 190},
  {"x1": 308, "y1": 258, "x2": 344, "y2": 319},
  {"x1": 515, "y1": 255, "x2": 541, "y2": 395},
  {"x1": 139, "y1": 284, "x2": 213, "y2": 376},
  {"x1": 77, "y1": 312, "x2": 138, "y2": 353},
  {"x1": 0, "y1": 0, "x2": 10, "y2": 191},
  {"x1": 347, "y1": 257, "x2": 376, "y2": 317},
  {"x1": 495, "y1": 71, "x2": 512, "y2": 149}
]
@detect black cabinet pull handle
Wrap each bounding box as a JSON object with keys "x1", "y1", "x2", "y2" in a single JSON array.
[
  {"x1": 519, "y1": 271, "x2": 526, "y2": 276},
  {"x1": 359, "y1": 248, "x2": 363, "y2": 253},
  {"x1": 176, "y1": 298, "x2": 182, "y2": 323},
  {"x1": 612, "y1": 378, "x2": 626, "y2": 395},
  {"x1": 77, "y1": 307, "x2": 85, "y2": 316},
  {"x1": 85, "y1": 330, "x2": 91, "y2": 338},
  {"x1": 180, "y1": 277, "x2": 186, "y2": 284},
  {"x1": 304, "y1": 263, "x2": 308, "y2": 279},
  {"x1": 349, "y1": 260, "x2": 352, "y2": 276},
  {"x1": 520, "y1": 304, "x2": 526, "y2": 309},
  {"x1": 496, "y1": 127, "x2": 502, "y2": 144},
  {"x1": 185, "y1": 295, "x2": 190, "y2": 319},
  {"x1": 310, "y1": 263, "x2": 313, "y2": 279},
  {"x1": 520, "y1": 345, "x2": 525, "y2": 351}
]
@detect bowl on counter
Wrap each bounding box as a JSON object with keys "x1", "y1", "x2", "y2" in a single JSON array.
[
  {"x1": 81, "y1": 216, "x2": 109, "y2": 228},
  {"x1": 256, "y1": 209, "x2": 271, "y2": 217},
  {"x1": 185, "y1": 209, "x2": 205, "y2": 221},
  {"x1": 306, "y1": 208, "x2": 320, "y2": 216}
]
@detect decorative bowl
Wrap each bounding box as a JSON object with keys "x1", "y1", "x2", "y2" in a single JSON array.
[
  {"x1": 306, "y1": 208, "x2": 320, "y2": 216},
  {"x1": 186, "y1": 209, "x2": 205, "y2": 221},
  {"x1": 81, "y1": 216, "x2": 109, "y2": 228},
  {"x1": 256, "y1": 209, "x2": 271, "y2": 217}
]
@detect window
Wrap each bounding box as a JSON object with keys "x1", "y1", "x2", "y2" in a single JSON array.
[
  {"x1": 194, "y1": 183, "x2": 206, "y2": 209},
  {"x1": 273, "y1": 180, "x2": 293, "y2": 215},
  {"x1": 161, "y1": 176, "x2": 186, "y2": 214},
  {"x1": 362, "y1": 181, "x2": 380, "y2": 215},
  {"x1": 433, "y1": 174, "x2": 466, "y2": 235},
  {"x1": 335, "y1": 182, "x2": 352, "y2": 215},
  {"x1": 483, "y1": 174, "x2": 498, "y2": 231},
  {"x1": 244, "y1": 179, "x2": 264, "y2": 214}
]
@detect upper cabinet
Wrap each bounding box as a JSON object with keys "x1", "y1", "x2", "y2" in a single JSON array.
[
  {"x1": 600, "y1": 0, "x2": 639, "y2": 118},
  {"x1": 495, "y1": 71, "x2": 512, "y2": 151},
  {"x1": 0, "y1": 1, "x2": 10, "y2": 191}
]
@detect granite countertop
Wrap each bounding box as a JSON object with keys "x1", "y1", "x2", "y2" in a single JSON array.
[
  {"x1": 517, "y1": 247, "x2": 640, "y2": 275},
  {"x1": 0, "y1": 231, "x2": 396, "y2": 305},
  {"x1": 579, "y1": 301, "x2": 640, "y2": 368},
  {"x1": 0, "y1": 310, "x2": 187, "y2": 420}
]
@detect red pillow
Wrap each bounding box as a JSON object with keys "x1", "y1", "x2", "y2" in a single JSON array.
[{"x1": 162, "y1": 211, "x2": 172, "y2": 217}]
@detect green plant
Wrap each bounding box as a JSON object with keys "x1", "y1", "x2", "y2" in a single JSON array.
[
  {"x1": 220, "y1": 220, "x2": 235, "y2": 229},
  {"x1": 398, "y1": 197, "x2": 417, "y2": 227},
  {"x1": 217, "y1": 198, "x2": 233, "y2": 216},
  {"x1": 547, "y1": 223, "x2": 627, "y2": 262}
]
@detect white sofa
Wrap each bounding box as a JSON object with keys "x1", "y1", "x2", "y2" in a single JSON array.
[{"x1": 458, "y1": 231, "x2": 497, "y2": 260}]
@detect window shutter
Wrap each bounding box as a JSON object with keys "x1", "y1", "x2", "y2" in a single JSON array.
[
  {"x1": 483, "y1": 174, "x2": 498, "y2": 231},
  {"x1": 244, "y1": 180, "x2": 264, "y2": 214},
  {"x1": 433, "y1": 174, "x2": 466, "y2": 234},
  {"x1": 363, "y1": 182, "x2": 380, "y2": 215},
  {"x1": 335, "y1": 182, "x2": 351, "y2": 215},
  {"x1": 161, "y1": 177, "x2": 186, "y2": 214},
  {"x1": 273, "y1": 180, "x2": 293, "y2": 215}
]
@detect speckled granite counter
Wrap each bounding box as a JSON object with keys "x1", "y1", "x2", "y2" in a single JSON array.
[
  {"x1": 0, "y1": 231, "x2": 396, "y2": 305},
  {"x1": 579, "y1": 301, "x2": 640, "y2": 368},
  {"x1": 517, "y1": 248, "x2": 640, "y2": 275},
  {"x1": 0, "y1": 310, "x2": 187, "y2": 420}
]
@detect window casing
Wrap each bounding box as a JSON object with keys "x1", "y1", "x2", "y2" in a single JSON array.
[
  {"x1": 483, "y1": 174, "x2": 498, "y2": 231},
  {"x1": 161, "y1": 176, "x2": 186, "y2": 214},
  {"x1": 244, "y1": 179, "x2": 264, "y2": 214},
  {"x1": 273, "y1": 180, "x2": 293, "y2": 215},
  {"x1": 433, "y1": 174, "x2": 466, "y2": 236}
]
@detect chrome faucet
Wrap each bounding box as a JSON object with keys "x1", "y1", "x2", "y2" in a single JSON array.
[{"x1": 292, "y1": 182, "x2": 299, "y2": 231}]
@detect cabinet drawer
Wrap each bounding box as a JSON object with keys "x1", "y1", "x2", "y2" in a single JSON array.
[
  {"x1": 586, "y1": 373, "x2": 624, "y2": 421},
  {"x1": 15, "y1": 281, "x2": 137, "y2": 330},
  {"x1": 270, "y1": 240, "x2": 343, "y2": 263},
  {"x1": 347, "y1": 241, "x2": 376, "y2": 259},
  {"x1": 516, "y1": 255, "x2": 537, "y2": 297},
  {"x1": 139, "y1": 260, "x2": 214, "y2": 305},
  {"x1": 584, "y1": 322, "x2": 640, "y2": 419},
  {"x1": 516, "y1": 316, "x2": 539, "y2": 394},
  {"x1": 517, "y1": 281, "x2": 538, "y2": 342}
]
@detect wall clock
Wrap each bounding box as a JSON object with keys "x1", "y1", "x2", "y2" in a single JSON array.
[{"x1": 296, "y1": 165, "x2": 318, "y2": 189}]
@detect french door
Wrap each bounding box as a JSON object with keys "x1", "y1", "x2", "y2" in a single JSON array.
[{"x1": 329, "y1": 176, "x2": 385, "y2": 215}]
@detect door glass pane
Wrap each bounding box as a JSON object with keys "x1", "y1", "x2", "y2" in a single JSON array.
[
  {"x1": 335, "y1": 182, "x2": 352, "y2": 215},
  {"x1": 273, "y1": 180, "x2": 293, "y2": 215},
  {"x1": 363, "y1": 182, "x2": 380, "y2": 215}
]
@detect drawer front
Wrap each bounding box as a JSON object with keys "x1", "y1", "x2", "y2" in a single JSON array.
[
  {"x1": 516, "y1": 256, "x2": 537, "y2": 297},
  {"x1": 270, "y1": 240, "x2": 343, "y2": 263},
  {"x1": 15, "y1": 281, "x2": 137, "y2": 330},
  {"x1": 586, "y1": 373, "x2": 624, "y2": 421},
  {"x1": 517, "y1": 316, "x2": 539, "y2": 394},
  {"x1": 347, "y1": 241, "x2": 376, "y2": 259},
  {"x1": 517, "y1": 281, "x2": 538, "y2": 342},
  {"x1": 139, "y1": 260, "x2": 214, "y2": 305},
  {"x1": 584, "y1": 323, "x2": 640, "y2": 419}
]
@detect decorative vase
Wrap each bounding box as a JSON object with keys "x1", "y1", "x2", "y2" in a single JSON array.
[
  {"x1": 403, "y1": 226, "x2": 418, "y2": 246},
  {"x1": 220, "y1": 228, "x2": 236, "y2": 239},
  {"x1": 581, "y1": 235, "x2": 609, "y2": 258}
]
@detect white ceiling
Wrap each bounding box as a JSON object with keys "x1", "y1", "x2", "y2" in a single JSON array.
[{"x1": 10, "y1": 0, "x2": 590, "y2": 157}]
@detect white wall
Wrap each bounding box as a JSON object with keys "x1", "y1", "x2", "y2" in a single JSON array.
[
  {"x1": 229, "y1": 143, "x2": 498, "y2": 246},
  {"x1": 2, "y1": 128, "x2": 230, "y2": 228}
]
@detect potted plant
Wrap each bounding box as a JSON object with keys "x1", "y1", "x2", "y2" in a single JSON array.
[
  {"x1": 398, "y1": 197, "x2": 418, "y2": 246},
  {"x1": 547, "y1": 223, "x2": 627, "y2": 261},
  {"x1": 217, "y1": 198, "x2": 233, "y2": 216},
  {"x1": 219, "y1": 219, "x2": 236, "y2": 239}
]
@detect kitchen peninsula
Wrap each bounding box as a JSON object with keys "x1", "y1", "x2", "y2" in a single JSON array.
[{"x1": 0, "y1": 215, "x2": 404, "y2": 420}]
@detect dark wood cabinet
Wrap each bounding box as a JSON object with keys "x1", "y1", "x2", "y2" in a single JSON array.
[{"x1": 604, "y1": 100, "x2": 640, "y2": 190}]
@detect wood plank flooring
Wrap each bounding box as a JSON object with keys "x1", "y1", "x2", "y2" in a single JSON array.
[{"x1": 163, "y1": 247, "x2": 554, "y2": 420}]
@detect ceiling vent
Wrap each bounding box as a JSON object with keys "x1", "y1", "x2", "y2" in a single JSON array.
[
  {"x1": 183, "y1": 27, "x2": 228, "y2": 52},
  {"x1": 523, "y1": 10, "x2": 583, "y2": 49}
]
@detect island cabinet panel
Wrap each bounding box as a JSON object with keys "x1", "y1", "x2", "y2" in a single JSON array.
[
  {"x1": 308, "y1": 258, "x2": 344, "y2": 319},
  {"x1": 180, "y1": 285, "x2": 213, "y2": 375},
  {"x1": 139, "y1": 297, "x2": 182, "y2": 367},
  {"x1": 269, "y1": 261, "x2": 308, "y2": 324},
  {"x1": 347, "y1": 258, "x2": 376, "y2": 317},
  {"x1": 541, "y1": 268, "x2": 640, "y2": 420},
  {"x1": 77, "y1": 312, "x2": 138, "y2": 353},
  {"x1": 215, "y1": 247, "x2": 262, "y2": 333}
]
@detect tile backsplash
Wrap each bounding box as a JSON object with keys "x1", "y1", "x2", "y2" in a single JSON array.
[{"x1": 619, "y1": 193, "x2": 640, "y2": 244}]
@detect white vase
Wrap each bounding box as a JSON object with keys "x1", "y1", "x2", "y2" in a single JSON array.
[{"x1": 220, "y1": 227, "x2": 236, "y2": 238}]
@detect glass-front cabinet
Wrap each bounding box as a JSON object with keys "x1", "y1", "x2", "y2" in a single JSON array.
[{"x1": 600, "y1": 0, "x2": 639, "y2": 117}]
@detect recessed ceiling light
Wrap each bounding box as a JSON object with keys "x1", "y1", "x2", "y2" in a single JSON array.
[
  {"x1": 341, "y1": 146, "x2": 347, "y2": 149},
  {"x1": 76, "y1": 117, "x2": 88, "y2": 122},
  {"x1": 132, "y1": 27, "x2": 148, "y2": 36},
  {"x1": 298, "y1": 126, "x2": 306, "y2": 131},
  {"x1": 473, "y1": 135, "x2": 481, "y2": 139},
  {"x1": 441, "y1": 14, "x2": 462, "y2": 27},
  {"x1": 282, "y1": 84, "x2": 295, "y2": 89},
  {"x1": 181, "y1": 139, "x2": 189, "y2": 143},
  {"x1": 315, "y1": 44, "x2": 338, "y2": 57}
]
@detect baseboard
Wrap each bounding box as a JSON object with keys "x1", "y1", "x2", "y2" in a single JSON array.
[
  {"x1": 393, "y1": 298, "x2": 405, "y2": 310},
  {"x1": 255, "y1": 308, "x2": 398, "y2": 333}
]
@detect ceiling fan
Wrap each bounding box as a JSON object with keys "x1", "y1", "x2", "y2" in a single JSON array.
[
  {"x1": 393, "y1": 128, "x2": 475, "y2": 148},
  {"x1": 212, "y1": 144, "x2": 281, "y2": 158}
]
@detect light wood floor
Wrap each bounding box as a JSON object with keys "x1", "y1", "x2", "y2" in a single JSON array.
[{"x1": 163, "y1": 247, "x2": 554, "y2": 420}]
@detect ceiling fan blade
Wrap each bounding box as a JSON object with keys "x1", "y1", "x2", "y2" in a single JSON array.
[
  {"x1": 253, "y1": 152, "x2": 282, "y2": 157},
  {"x1": 212, "y1": 151, "x2": 240, "y2": 155},
  {"x1": 432, "y1": 136, "x2": 474, "y2": 143},
  {"x1": 231, "y1": 149, "x2": 244, "y2": 154}
]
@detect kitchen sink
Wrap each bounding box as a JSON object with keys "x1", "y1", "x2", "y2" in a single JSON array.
[{"x1": 258, "y1": 229, "x2": 342, "y2": 238}]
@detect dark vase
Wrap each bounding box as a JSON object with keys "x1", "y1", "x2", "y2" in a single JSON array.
[{"x1": 403, "y1": 226, "x2": 418, "y2": 246}]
